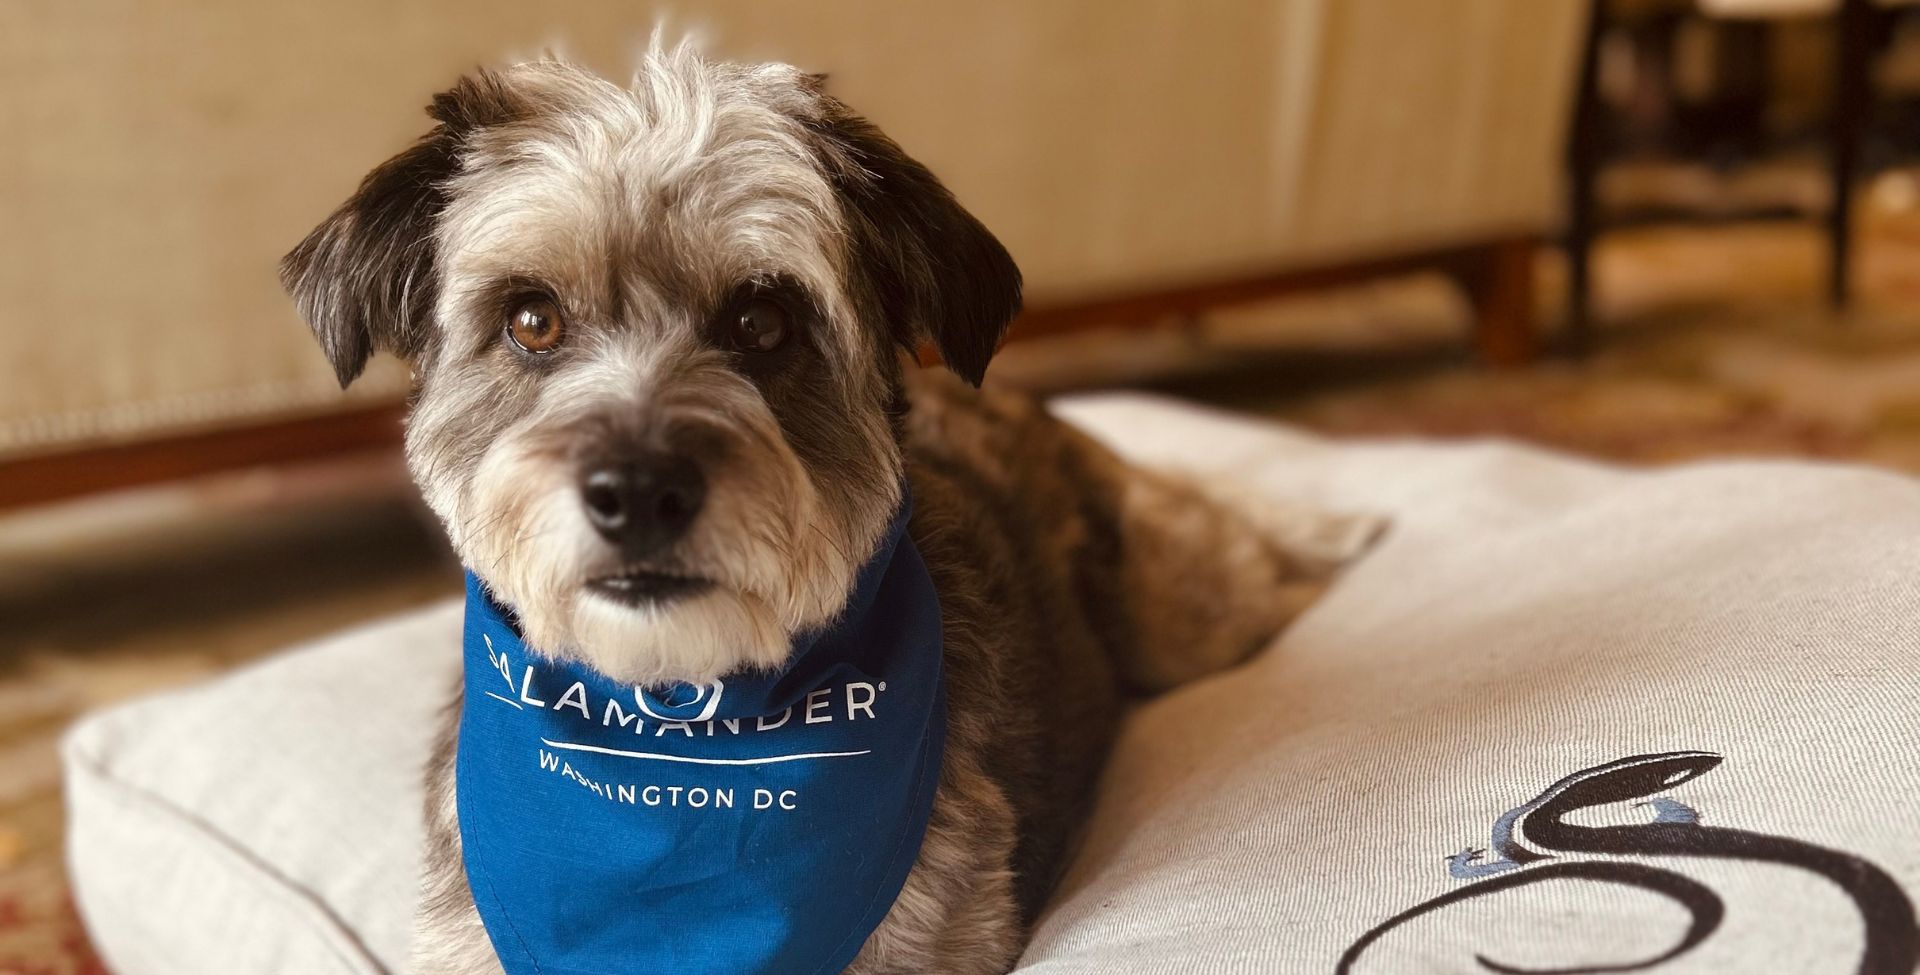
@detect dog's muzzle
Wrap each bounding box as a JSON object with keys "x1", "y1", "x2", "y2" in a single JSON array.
[{"x1": 579, "y1": 452, "x2": 710, "y2": 604}]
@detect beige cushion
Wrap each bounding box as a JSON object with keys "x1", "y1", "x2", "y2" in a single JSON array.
[
  {"x1": 64, "y1": 603, "x2": 457, "y2": 975},
  {"x1": 66, "y1": 393, "x2": 1920, "y2": 973},
  {"x1": 1, "y1": 0, "x2": 1583, "y2": 456}
]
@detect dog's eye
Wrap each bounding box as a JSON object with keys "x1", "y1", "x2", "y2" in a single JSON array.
[
  {"x1": 728, "y1": 297, "x2": 790, "y2": 354},
  {"x1": 506, "y1": 298, "x2": 565, "y2": 354}
]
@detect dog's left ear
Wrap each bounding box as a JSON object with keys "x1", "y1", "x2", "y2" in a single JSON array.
[{"x1": 802, "y1": 86, "x2": 1023, "y2": 387}]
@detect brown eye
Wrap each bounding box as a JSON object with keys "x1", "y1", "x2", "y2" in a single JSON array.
[
  {"x1": 506, "y1": 297, "x2": 564, "y2": 354},
  {"x1": 729, "y1": 297, "x2": 790, "y2": 353}
]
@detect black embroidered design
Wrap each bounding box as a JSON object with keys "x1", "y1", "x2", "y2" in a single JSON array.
[{"x1": 1335, "y1": 752, "x2": 1918, "y2": 974}]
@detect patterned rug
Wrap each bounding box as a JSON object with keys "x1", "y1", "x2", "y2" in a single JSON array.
[
  {"x1": 1251, "y1": 226, "x2": 1920, "y2": 473},
  {"x1": 1206, "y1": 302, "x2": 1920, "y2": 471},
  {"x1": 8, "y1": 219, "x2": 1920, "y2": 972},
  {"x1": 0, "y1": 476, "x2": 459, "y2": 975},
  {"x1": 1032, "y1": 218, "x2": 1920, "y2": 474}
]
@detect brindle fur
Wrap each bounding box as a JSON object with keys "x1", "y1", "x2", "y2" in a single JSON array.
[
  {"x1": 411, "y1": 374, "x2": 1357, "y2": 975},
  {"x1": 280, "y1": 43, "x2": 1374, "y2": 975}
]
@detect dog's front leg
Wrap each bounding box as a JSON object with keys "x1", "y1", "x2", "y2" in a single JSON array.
[
  {"x1": 409, "y1": 687, "x2": 505, "y2": 975},
  {"x1": 845, "y1": 751, "x2": 1025, "y2": 975}
]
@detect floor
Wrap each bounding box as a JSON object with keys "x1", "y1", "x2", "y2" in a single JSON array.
[
  {"x1": 0, "y1": 471, "x2": 458, "y2": 974},
  {"x1": 11, "y1": 216, "x2": 1920, "y2": 972}
]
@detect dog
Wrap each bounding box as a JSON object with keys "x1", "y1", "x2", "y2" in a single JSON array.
[{"x1": 280, "y1": 43, "x2": 1376, "y2": 975}]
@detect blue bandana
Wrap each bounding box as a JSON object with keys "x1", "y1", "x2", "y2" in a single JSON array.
[{"x1": 456, "y1": 500, "x2": 946, "y2": 975}]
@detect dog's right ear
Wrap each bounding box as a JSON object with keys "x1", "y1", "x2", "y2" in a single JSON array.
[{"x1": 279, "y1": 71, "x2": 524, "y2": 387}]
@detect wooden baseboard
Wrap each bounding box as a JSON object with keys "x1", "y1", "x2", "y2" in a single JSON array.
[
  {"x1": 0, "y1": 403, "x2": 407, "y2": 511},
  {"x1": 1006, "y1": 236, "x2": 1539, "y2": 342},
  {"x1": 0, "y1": 234, "x2": 1539, "y2": 510}
]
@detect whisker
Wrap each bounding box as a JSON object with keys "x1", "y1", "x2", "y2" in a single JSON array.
[{"x1": 808, "y1": 521, "x2": 853, "y2": 566}]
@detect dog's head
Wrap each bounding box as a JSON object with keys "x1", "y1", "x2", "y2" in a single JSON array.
[{"x1": 280, "y1": 47, "x2": 1020, "y2": 686}]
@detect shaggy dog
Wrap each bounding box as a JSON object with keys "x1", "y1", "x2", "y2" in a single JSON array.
[{"x1": 280, "y1": 43, "x2": 1374, "y2": 975}]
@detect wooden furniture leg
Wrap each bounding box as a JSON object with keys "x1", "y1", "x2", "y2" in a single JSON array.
[
  {"x1": 1565, "y1": 0, "x2": 1606, "y2": 357},
  {"x1": 1831, "y1": 0, "x2": 1871, "y2": 310},
  {"x1": 1457, "y1": 239, "x2": 1539, "y2": 368}
]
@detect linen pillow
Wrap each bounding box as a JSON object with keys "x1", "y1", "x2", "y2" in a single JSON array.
[{"x1": 65, "y1": 393, "x2": 1920, "y2": 974}]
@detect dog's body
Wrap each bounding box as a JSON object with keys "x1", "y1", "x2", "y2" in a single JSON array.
[
  {"x1": 281, "y1": 44, "x2": 1371, "y2": 974},
  {"x1": 415, "y1": 373, "x2": 1363, "y2": 975}
]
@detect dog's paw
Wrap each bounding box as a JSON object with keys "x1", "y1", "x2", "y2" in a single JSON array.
[
  {"x1": 1290, "y1": 507, "x2": 1389, "y2": 570},
  {"x1": 1232, "y1": 495, "x2": 1389, "y2": 577}
]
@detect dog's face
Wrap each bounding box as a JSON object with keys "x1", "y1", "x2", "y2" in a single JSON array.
[{"x1": 281, "y1": 48, "x2": 1020, "y2": 686}]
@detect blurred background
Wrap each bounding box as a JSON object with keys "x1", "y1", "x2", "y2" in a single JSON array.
[{"x1": 8, "y1": 0, "x2": 1920, "y2": 968}]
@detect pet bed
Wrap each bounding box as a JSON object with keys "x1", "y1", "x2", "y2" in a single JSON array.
[{"x1": 64, "y1": 393, "x2": 1920, "y2": 973}]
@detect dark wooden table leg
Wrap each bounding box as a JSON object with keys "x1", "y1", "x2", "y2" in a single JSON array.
[
  {"x1": 1565, "y1": 0, "x2": 1606, "y2": 356},
  {"x1": 1831, "y1": 0, "x2": 1870, "y2": 310},
  {"x1": 1461, "y1": 238, "x2": 1540, "y2": 368}
]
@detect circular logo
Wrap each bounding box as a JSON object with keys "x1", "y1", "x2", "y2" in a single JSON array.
[{"x1": 636, "y1": 679, "x2": 725, "y2": 723}]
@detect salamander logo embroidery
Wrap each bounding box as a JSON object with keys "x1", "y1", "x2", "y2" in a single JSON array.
[
  {"x1": 634, "y1": 679, "x2": 725, "y2": 723},
  {"x1": 1336, "y1": 752, "x2": 1919, "y2": 974}
]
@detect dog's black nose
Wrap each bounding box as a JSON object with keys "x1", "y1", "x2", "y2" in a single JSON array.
[{"x1": 579, "y1": 455, "x2": 706, "y2": 557}]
